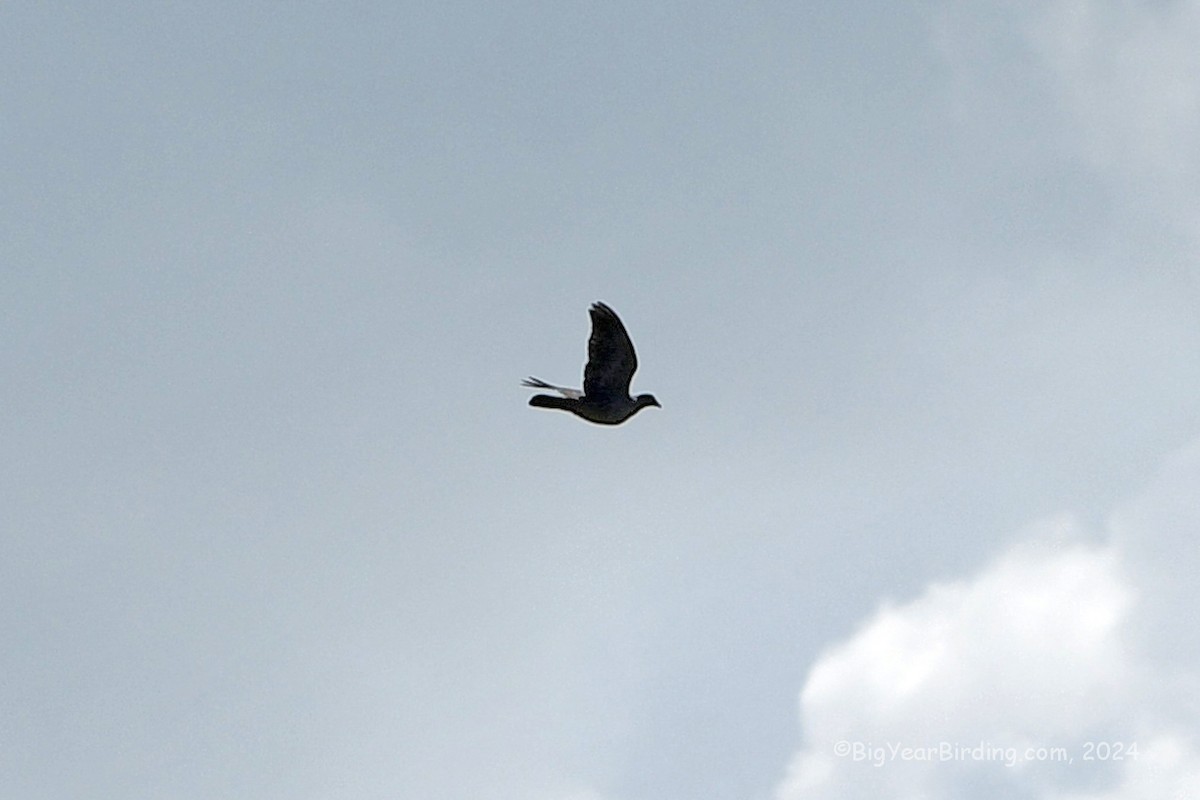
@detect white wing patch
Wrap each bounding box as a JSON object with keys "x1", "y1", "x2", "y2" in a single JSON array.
[{"x1": 521, "y1": 377, "x2": 583, "y2": 400}]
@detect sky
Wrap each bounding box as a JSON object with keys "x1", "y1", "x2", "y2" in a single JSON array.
[{"x1": 3, "y1": 2, "x2": 1200, "y2": 799}]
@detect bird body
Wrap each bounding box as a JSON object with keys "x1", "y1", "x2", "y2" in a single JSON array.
[{"x1": 523, "y1": 302, "x2": 660, "y2": 425}]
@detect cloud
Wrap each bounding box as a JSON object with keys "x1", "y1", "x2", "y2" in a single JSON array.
[
  {"x1": 775, "y1": 441, "x2": 1200, "y2": 800},
  {"x1": 1029, "y1": 0, "x2": 1200, "y2": 185},
  {"x1": 774, "y1": 6, "x2": 1200, "y2": 796},
  {"x1": 934, "y1": 0, "x2": 1200, "y2": 239}
]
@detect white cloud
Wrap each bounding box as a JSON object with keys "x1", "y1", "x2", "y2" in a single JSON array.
[
  {"x1": 1036, "y1": 0, "x2": 1200, "y2": 243},
  {"x1": 773, "y1": 7, "x2": 1200, "y2": 798},
  {"x1": 1111, "y1": 438, "x2": 1200, "y2": 672},
  {"x1": 1047, "y1": 733, "x2": 1200, "y2": 800},
  {"x1": 933, "y1": 0, "x2": 1200, "y2": 242},
  {"x1": 775, "y1": 441, "x2": 1200, "y2": 800},
  {"x1": 1029, "y1": 0, "x2": 1200, "y2": 184},
  {"x1": 777, "y1": 6, "x2": 1200, "y2": 796}
]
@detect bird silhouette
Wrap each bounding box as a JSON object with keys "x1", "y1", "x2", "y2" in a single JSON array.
[{"x1": 522, "y1": 302, "x2": 660, "y2": 425}]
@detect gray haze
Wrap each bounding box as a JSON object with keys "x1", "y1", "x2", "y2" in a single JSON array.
[{"x1": 4, "y1": 3, "x2": 1200, "y2": 799}]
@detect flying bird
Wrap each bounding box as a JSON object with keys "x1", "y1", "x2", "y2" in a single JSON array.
[{"x1": 522, "y1": 302, "x2": 660, "y2": 425}]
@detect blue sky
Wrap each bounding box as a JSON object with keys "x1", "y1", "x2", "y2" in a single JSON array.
[{"x1": 4, "y1": 3, "x2": 1200, "y2": 799}]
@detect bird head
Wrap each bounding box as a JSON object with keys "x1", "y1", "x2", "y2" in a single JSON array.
[{"x1": 637, "y1": 394, "x2": 661, "y2": 409}]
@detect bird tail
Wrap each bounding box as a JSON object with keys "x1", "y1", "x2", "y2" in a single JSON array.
[{"x1": 529, "y1": 394, "x2": 574, "y2": 411}]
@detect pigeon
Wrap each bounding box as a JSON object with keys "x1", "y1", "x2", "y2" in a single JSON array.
[{"x1": 523, "y1": 302, "x2": 661, "y2": 425}]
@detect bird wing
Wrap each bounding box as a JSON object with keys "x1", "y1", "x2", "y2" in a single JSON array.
[{"x1": 583, "y1": 302, "x2": 638, "y2": 399}]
